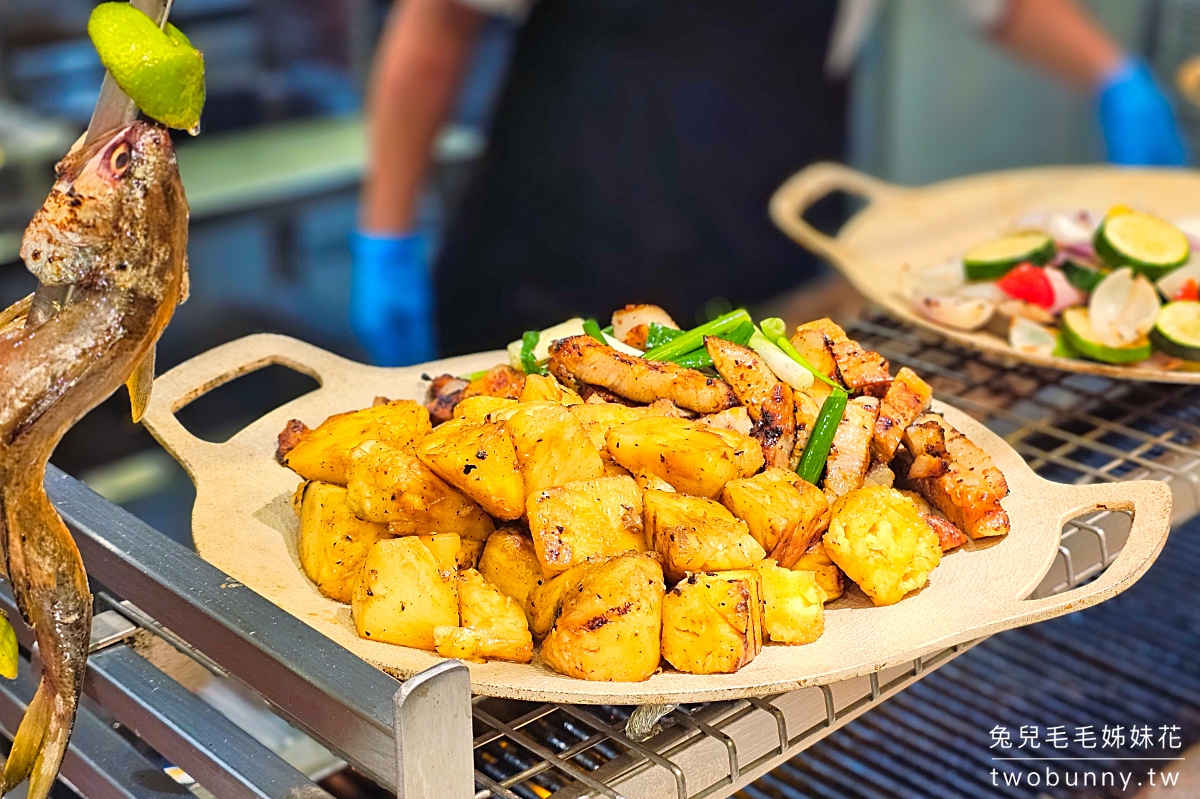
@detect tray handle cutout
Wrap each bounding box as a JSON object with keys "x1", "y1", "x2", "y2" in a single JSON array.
[
  {"x1": 770, "y1": 162, "x2": 902, "y2": 267},
  {"x1": 142, "y1": 334, "x2": 352, "y2": 476},
  {"x1": 1006, "y1": 478, "x2": 1171, "y2": 625}
]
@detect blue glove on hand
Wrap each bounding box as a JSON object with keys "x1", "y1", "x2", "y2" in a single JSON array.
[
  {"x1": 349, "y1": 232, "x2": 436, "y2": 366},
  {"x1": 1098, "y1": 59, "x2": 1188, "y2": 166}
]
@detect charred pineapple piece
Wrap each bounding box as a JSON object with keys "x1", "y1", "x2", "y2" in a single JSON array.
[
  {"x1": 295, "y1": 481, "x2": 392, "y2": 604},
  {"x1": 606, "y1": 417, "x2": 741, "y2": 498},
  {"x1": 433, "y1": 569, "x2": 533, "y2": 663},
  {"x1": 418, "y1": 420, "x2": 525, "y2": 520},
  {"x1": 506, "y1": 401, "x2": 606, "y2": 495},
  {"x1": 278, "y1": 400, "x2": 431, "y2": 484},
  {"x1": 453, "y1": 395, "x2": 518, "y2": 423},
  {"x1": 901, "y1": 414, "x2": 1010, "y2": 539},
  {"x1": 754, "y1": 560, "x2": 826, "y2": 644},
  {"x1": 795, "y1": 319, "x2": 891, "y2": 398},
  {"x1": 824, "y1": 486, "x2": 942, "y2": 606},
  {"x1": 790, "y1": 541, "x2": 845, "y2": 602},
  {"x1": 519, "y1": 373, "x2": 584, "y2": 405},
  {"x1": 823, "y1": 396, "x2": 880, "y2": 501},
  {"x1": 477, "y1": 529, "x2": 546, "y2": 624},
  {"x1": 872, "y1": 367, "x2": 933, "y2": 462},
  {"x1": 661, "y1": 570, "x2": 764, "y2": 674},
  {"x1": 644, "y1": 490, "x2": 765, "y2": 583},
  {"x1": 703, "y1": 425, "x2": 766, "y2": 478},
  {"x1": 540, "y1": 555, "x2": 665, "y2": 682},
  {"x1": 720, "y1": 468, "x2": 830, "y2": 564},
  {"x1": 347, "y1": 441, "x2": 495, "y2": 540},
  {"x1": 526, "y1": 476, "x2": 646, "y2": 576},
  {"x1": 352, "y1": 537, "x2": 459, "y2": 649}
]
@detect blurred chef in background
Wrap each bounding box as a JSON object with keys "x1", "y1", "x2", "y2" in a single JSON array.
[{"x1": 354, "y1": 0, "x2": 1188, "y2": 365}]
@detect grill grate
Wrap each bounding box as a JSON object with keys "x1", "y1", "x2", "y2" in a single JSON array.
[{"x1": 468, "y1": 312, "x2": 1200, "y2": 799}]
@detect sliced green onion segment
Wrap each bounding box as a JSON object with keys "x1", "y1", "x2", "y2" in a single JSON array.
[
  {"x1": 582, "y1": 318, "x2": 607, "y2": 343},
  {"x1": 644, "y1": 323, "x2": 684, "y2": 350},
  {"x1": 747, "y1": 329, "x2": 813, "y2": 391},
  {"x1": 520, "y1": 330, "x2": 542, "y2": 374},
  {"x1": 796, "y1": 388, "x2": 848, "y2": 484},
  {"x1": 774, "y1": 335, "x2": 841, "y2": 389},
  {"x1": 760, "y1": 317, "x2": 787, "y2": 340},
  {"x1": 642, "y1": 309, "x2": 752, "y2": 362}
]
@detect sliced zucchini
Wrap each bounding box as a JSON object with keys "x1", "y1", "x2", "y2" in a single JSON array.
[
  {"x1": 1150, "y1": 301, "x2": 1200, "y2": 361},
  {"x1": 1093, "y1": 210, "x2": 1190, "y2": 279},
  {"x1": 1060, "y1": 307, "x2": 1152, "y2": 364},
  {"x1": 962, "y1": 231, "x2": 1056, "y2": 281},
  {"x1": 1061, "y1": 259, "x2": 1108, "y2": 293}
]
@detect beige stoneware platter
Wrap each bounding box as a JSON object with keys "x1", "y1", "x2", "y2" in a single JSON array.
[
  {"x1": 771, "y1": 162, "x2": 1200, "y2": 384},
  {"x1": 142, "y1": 333, "x2": 1172, "y2": 704}
]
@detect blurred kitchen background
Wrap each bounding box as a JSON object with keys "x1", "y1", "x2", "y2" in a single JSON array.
[{"x1": 1, "y1": 0, "x2": 1198, "y2": 541}]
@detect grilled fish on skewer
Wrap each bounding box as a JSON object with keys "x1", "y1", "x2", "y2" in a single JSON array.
[{"x1": 0, "y1": 122, "x2": 188, "y2": 798}]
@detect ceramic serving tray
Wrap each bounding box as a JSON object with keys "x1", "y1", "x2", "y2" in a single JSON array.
[
  {"x1": 141, "y1": 333, "x2": 1172, "y2": 704},
  {"x1": 771, "y1": 162, "x2": 1200, "y2": 384}
]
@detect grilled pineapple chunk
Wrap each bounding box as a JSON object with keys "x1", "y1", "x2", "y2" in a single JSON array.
[
  {"x1": 754, "y1": 560, "x2": 826, "y2": 644},
  {"x1": 352, "y1": 537, "x2": 459, "y2": 649},
  {"x1": 527, "y1": 476, "x2": 646, "y2": 576},
  {"x1": 661, "y1": 570, "x2": 764, "y2": 674},
  {"x1": 824, "y1": 486, "x2": 941, "y2": 607},
  {"x1": 506, "y1": 402, "x2": 605, "y2": 495},
  {"x1": 416, "y1": 532, "x2": 483, "y2": 571},
  {"x1": 704, "y1": 426, "x2": 766, "y2": 478},
  {"x1": 644, "y1": 491, "x2": 765, "y2": 583},
  {"x1": 347, "y1": 441, "x2": 495, "y2": 540},
  {"x1": 519, "y1": 374, "x2": 583, "y2": 405},
  {"x1": 453, "y1": 395, "x2": 518, "y2": 423},
  {"x1": 527, "y1": 563, "x2": 588, "y2": 640},
  {"x1": 540, "y1": 555, "x2": 665, "y2": 682},
  {"x1": 720, "y1": 468, "x2": 830, "y2": 559},
  {"x1": 606, "y1": 417, "x2": 740, "y2": 498},
  {"x1": 295, "y1": 481, "x2": 392, "y2": 604},
  {"x1": 569, "y1": 401, "x2": 674, "y2": 450},
  {"x1": 418, "y1": 420, "x2": 525, "y2": 520},
  {"x1": 280, "y1": 400, "x2": 431, "y2": 484},
  {"x1": 434, "y1": 569, "x2": 533, "y2": 663},
  {"x1": 790, "y1": 541, "x2": 844, "y2": 602},
  {"x1": 477, "y1": 530, "x2": 546, "y2": 623}
]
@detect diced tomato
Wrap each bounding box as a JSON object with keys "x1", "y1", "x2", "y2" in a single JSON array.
[
  {"x1": 1173, "y1": 278, "x2": 1199, "y2": 302},
  {"x1": 996, "y1": 263, "x2": 1054, "y2": 309}
]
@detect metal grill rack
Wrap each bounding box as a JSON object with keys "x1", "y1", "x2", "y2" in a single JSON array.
[{"x1": 1, "y1": 313, "x2": 1197, "y2": 799}]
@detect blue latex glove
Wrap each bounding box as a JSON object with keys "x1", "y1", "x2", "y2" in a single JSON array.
[
  {"x1": 349, "y1": 232, "x2": 436, "y2": 366},
  {"x1": 1098, "y1": 59, "x2": 1188, "y2": 166}
]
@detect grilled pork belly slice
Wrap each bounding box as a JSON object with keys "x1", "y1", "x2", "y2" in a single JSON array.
[
  {"x1": 549, "y1": 335, "x2": 737, "y2": 413},
  {"x1": 872, "y1": 367, "x2": 933, "y2": 462},
  {"x1": 822, "y1": 396, "x2": 880, "y2": 501},
  {"x1": 900, "y1": 413, "x2": 1010, "y2": 539},
  {"x1": 706, "y1": 338, "x2": 797, "y2": 469},
  {"x1": 794, "y1": 319, "x2": 891, "y2": 398}
]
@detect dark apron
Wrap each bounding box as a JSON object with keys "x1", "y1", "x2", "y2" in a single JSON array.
[{"x1": 435, "y1": 0, "x2": 844, "y2": 356}]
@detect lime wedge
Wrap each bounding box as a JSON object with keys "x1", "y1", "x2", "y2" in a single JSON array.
[{"x1": 88, "y1": 2, "x2": 205, "y2": 132}]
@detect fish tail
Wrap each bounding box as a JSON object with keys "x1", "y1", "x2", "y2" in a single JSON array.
[{"x1": 2, "y1": 678, "x2": 52, "y2": 792}]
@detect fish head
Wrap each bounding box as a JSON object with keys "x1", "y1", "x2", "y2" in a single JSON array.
[{"x1": 21, "y1": 121, "x2": 186, "y2": 290}]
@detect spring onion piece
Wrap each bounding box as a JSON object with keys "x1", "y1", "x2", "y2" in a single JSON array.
[
  {"x1": 520, "y1": 330, "x2": 542, "y2": 375},
  {"x1": 796, "y1": 387, "x2": 848, "y2": 484},
  {"x1": 644, "y1": 323, "x2": 685, "y2": 350},
  {"x1": 643, "y1": 308, "x2": 752, "y2": 362},
  {"x1": 760, "y1": 317, "x2": 787, "y2": 340},
  {"x1": 653, "y1": 321, "x2": 757, "y2": 368},
  {"x1": 583, "y1": 318, "x2": 607, "y2": 343},
  {"x1": 602, "y1": 324, "x2": 614, "y2": 336},
  {"x1": 774, "y1": 335, "x2": 841, "y2": 389},
  {"x1": 747, "y1": 329, "x2": 814, "y2": 391},
  {"x1": 673, "y1": 349, "x2": 715, "y2": 370},
  {"x1": 459, "y1": 368, "x2": 491, "y2": 381}
]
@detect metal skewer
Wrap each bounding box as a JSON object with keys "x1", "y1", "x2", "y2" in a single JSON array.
[{"x1": 26, "y1": 0, "x2": 173, "y2": 328}]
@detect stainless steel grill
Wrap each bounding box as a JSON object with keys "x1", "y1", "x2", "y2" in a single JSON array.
[{"x1": 2, "y1": 312, "x2": 1197, "y2": 799}]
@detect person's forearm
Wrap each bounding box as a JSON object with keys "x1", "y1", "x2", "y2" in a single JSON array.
[
  {"x1": 360, "y1": 0, "x2": 482, "y2": 234},
  {"x1": 989, "y1": 0, "x2": 1124, "y2": 91}
]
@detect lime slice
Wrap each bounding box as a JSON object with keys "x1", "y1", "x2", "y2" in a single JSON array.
[
  {"x1": 962, "y1": 231, "x2": 1055, "y2": 281},
  {"x1": 88, "y1": 2, "x2": 205, "y2": 132},
  {"x1": 1094, "y1": 210, "x2": 1190, "y2": 280},
  {"x1": 1061, "y1": 307, "x2": 1152, "y2": 364}
]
